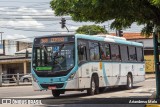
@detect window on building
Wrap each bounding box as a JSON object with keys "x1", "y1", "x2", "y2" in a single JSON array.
[
  {"x1": 110, "y1": 44, "x2": 120, "y2": 61},
  {"x1": 136, "y1": 47, "x2": 144, "y2": 62},
  {"x1": 128, "y1": 46, "x2": 137, "y2": 61},
  {"x1": 120, "y1": 45, "x2": 128, "y2": 61},
  {"x1": 78, "y1": 40, "x2": 87, "y2": 63},
  {"x1": 100, "y1": 43, "x2": 111, "y2": 60},
  {"x1": 89, "y1": 42, "x2": 100, "y2": 60}
]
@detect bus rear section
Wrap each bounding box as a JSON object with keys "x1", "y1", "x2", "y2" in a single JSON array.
[{"x1": 76, "y1": 35, "x2": 145, "y2": 95}]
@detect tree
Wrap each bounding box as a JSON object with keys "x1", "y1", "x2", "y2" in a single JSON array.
[
  {"x1": 50, "y1": 0, "x2": 160, "y2": 36},
  {"x1": 76, "y1": 25, "x2": 107, "y2": 35}
]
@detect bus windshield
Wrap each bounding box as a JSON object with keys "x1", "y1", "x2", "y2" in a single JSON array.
[{"x1": 32, "y1": 43, "x2": 75, "y2": 73}]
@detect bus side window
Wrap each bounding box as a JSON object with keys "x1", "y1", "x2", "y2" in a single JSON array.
[
  {"x1": 78, "y1": 40, "x2": 87, "y2": 63},
  {"x1": 100, "y1": 43, "x2": 111, "y2": 60},
  {"x1": 110, "y1": 44, "x2": 120, "y2": 61},
  {"x1": 120, "y1": 45, "x2": 128, "y2": 62},
  {"x1": 128, "y1": 46, "x2": 137, "y2": 61},
  {"x1": 136, "y1": 47, "x2": 144, "y2": 62},
  {"x1": 89, "y1": 42, "x2": 100, "y2": 61}
]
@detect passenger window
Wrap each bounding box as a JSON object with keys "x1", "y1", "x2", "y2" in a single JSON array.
[
  {"x1": 120, "y1": 45, "x2": 128, "y2": 61},
  {"x1": 110, "y1": 44, "x2": 120, "y2": 61},
  {"x1": 136, "y1": 47, "x2": 144, "y2": 62},
  {"x1": 128, "y1": 46, "x2": 137, "y2": 61},
  {"x1": 78, "y1": 40, "x2": 87, "y2": 63},
  {"x1": 89, "y1": 42, "x2": 100, "y2": 60},
  {"x1": 100, "y1": 44, "x2": 111, "y2": 60}
]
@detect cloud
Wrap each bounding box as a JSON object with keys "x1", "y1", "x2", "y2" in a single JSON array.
[
  {"x1": 0, "y1": 7, "x2": 56, "y2": 29},
  {"x1": 0, "y1": 7, "x2": 72, "y2": 31},
  {"x1": 68, "y1": 26, "x2": 78, "y2": 30},
  {"x1": 0, "y1": 8, "x2": 5, "y2": 11},
  {"x1": 17, "y1": 7, "x2": 55, "y2": 17},
  {"x1": 6, "y1": 16, "x2": 45, "y2": 29},
  {"x1": 4, "y1": 34, "x2": 33, "y2": 42}
]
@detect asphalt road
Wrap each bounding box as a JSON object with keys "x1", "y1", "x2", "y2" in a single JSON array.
[{"x1": 0, "y1": 78, "x2": 157, "y2": 107}]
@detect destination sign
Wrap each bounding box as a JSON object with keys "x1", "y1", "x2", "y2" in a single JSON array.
[
  {"x1": 40, "y1": 37, "x2": 66, "y2": 43},
  {"x1": 34, "y1": 36, "x2": 75, "y2": 45}
]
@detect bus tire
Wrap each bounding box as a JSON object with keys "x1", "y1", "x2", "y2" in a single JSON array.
[
  {"x1": 52, "y1": 90, "x2": 60, "y2": 97},
  {"x1": 126, "y1": 74, "x2": 133, "y2": 90},
  {"x1": 87, "y1": 75, "x2": 99, "y2": 95}
]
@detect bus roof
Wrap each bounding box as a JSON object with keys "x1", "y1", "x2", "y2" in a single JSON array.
[
  {"x1": 75, "y1": 34, "x2": 143, "y2": 47},
  {"x1": 34, "y1": 33, "x2": 75, "y2": 39}
]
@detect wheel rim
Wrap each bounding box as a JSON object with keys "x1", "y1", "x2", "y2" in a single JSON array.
[
  {"x1": 91, "y1": 80, "x2": 95, "y2": 93},
  {"x1": 128, "y1": 76, "x2": 132, "y2": 88}
]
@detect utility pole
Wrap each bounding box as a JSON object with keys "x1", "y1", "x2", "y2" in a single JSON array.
[
  {"x1": 0, "y1": 32, "x2": 4, "y2": 44},
  {"x1": 153, "y1": 27, "x2": 160, "y2": 98}
]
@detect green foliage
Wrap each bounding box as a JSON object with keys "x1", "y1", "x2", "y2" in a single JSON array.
[
  {"x1": 50, "y1": 0, "x2": 160, "y2": 36},
  {"x1": 76, "y1": 25, "x2": 107, "y2": 35}
]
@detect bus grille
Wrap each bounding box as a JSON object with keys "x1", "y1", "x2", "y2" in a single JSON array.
[{"x1": 40, "y1": 83, "x2": 64, "y2": 89}]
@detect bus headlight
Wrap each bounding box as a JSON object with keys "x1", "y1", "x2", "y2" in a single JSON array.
[{"x1": 68, "y1": 73, "x2": 76, "y2": 80}]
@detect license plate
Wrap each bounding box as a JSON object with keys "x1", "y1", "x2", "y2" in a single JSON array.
[{"x1": 48, "y1": 86, "x2": 56, "y2": 90}]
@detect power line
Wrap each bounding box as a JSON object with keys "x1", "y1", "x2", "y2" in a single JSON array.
[
  {"x1": 0, "y1": 2, "x2": 49, "y2": 9},
  {"x1": 0, "y1": 6, "x2": 50, "y2": 10},
  {"x1": 0, "y1": 17, "x2": 72, "y2": 21},
  {"x1": 0, "y1": 26, "x2": 75, "y2": 32},
  {"x1": 1, "y1": 23, "x2": 58, "y2": 28},
  {"x1": 0, "y1": 1, "x2": 49, "y2": 3},
  {"x1": 0, "y1": 14, "x2": 55, "y2": 16},
  {"x1": 22, "y1": 2, "x2": 49, "y2": 8}
]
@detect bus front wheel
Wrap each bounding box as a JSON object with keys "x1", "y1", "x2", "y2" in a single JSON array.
[
  {"x1": 87, "y1": 75, "x2": 99, "y2": 95},
  {"x1": 52, "y1": 90, "x2": 60, "y2": 97}
]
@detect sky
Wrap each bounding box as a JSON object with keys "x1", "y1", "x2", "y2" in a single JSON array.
[{"x1": 0, "y1": 0, "x2": 145, "y2": 43}]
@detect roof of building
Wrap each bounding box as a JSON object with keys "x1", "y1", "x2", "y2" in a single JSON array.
[
  {"x1": 109, "y1": 33, "x2": 153, "y2": 40},
  {"x1": 15, "y1": 48, "x2": 32, "y2": 54}
]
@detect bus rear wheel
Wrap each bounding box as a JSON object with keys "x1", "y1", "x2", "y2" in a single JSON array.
[
  {"x1": 52, "y1": 90, "x2": 60, "y2": 97},
  {"x1": 126, "y1": 74, "x2": 133, "y2": 90},
  {"x1": 87, "y1": 75, "x2": 99, "y2": 95}
]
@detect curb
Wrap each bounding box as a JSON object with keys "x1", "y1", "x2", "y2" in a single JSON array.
[
  {"x1": 145, "y1": 77, "x2": 155, "y2": 80},
  {"x1": 0, "y1": 84, "x2": 31, "y2": 87}
]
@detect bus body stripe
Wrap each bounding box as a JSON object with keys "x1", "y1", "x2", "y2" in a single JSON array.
[{"x1": 102, "y1": 62, "x2": 109, "y2": 86}]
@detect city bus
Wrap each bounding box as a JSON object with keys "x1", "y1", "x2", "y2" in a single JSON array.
[{"x1": 31, "y1": 34, "x2": 145, "y2": 97}]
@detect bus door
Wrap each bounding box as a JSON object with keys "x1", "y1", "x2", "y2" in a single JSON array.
[
  {"x1": 100, "y1": 43, "x2": 114, "y2": 86},
  {"x1": 112, "y1": 63, "x2": 120, "y2": 86},
  {"x1": 77, "y1": 40, "x2": 88, "y2": 88},
  {"x1": 110, "y1": 44, "x2": 121, "y2": 86}
]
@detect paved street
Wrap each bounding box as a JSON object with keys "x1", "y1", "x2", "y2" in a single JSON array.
[
  {"x1": 0, "y1": 78, "x2": 157, "y2": 107},
  {"x1": 0, "y1": 78, "x2": 156, "y2": 99}
]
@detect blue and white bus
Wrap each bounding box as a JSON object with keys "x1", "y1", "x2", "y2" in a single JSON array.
[{"x1": 31, "y1": 34, "x2": 145, "y2": 97}]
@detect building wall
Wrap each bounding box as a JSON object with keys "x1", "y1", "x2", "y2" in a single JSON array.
[
  {"x1": 4, "y1": 40, "x2": 17, "y2": 55},
  {"x1": 129, "y1": 39, "x2": 153, "y2": 48},
  {"x1": 4, "y1": 40, "x2": 32, "y2": 55},
  {"x1": 17, "y1": 42, "x2": 32, "y2": 51}
]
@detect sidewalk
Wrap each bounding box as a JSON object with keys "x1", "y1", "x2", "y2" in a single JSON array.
[{"x1": 145, "y1": 73, "x2": 155, "y2": 79}]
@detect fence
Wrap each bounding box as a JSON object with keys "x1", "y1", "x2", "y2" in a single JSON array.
[{"x1": 0, "y1": 73, "x2": 32, "y2": 87}]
